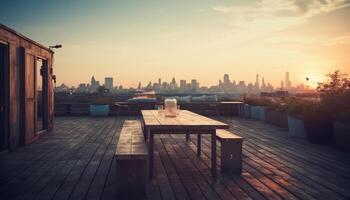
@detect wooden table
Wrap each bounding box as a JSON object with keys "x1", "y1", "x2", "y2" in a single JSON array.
[{"x1": 141, "y1": 110, "x2": 229, "y2": 179}]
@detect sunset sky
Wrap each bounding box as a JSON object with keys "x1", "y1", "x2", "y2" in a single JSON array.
[{"x1": 1, "y1": 0, "x2": 350, "y2": 88}]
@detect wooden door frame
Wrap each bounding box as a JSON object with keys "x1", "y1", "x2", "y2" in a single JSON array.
[
  {"x1": 20, "y1": 48, "x2": 50, "y2": 145},
  {"x1": 0, "y1": 42, "x2": 9, "y2": 151},
  {"x1": 36, "y1": 57, "x2": 49, "y2": 131}
]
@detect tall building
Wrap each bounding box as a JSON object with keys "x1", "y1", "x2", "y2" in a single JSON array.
[
  {"x1": 180, "y1": 80, "x2": 187, "y2": 89},
  {"x1": 158, "y1": 78, "x2": 161, "y2": 86},
  {"x1": 90, "y1": 76, "x2": 99, "y2": 92},
  {"x1": 170, "y1": 77, "x2": 177, "y2": 89},
  {"x1": 105, "y1": 77, "x2": 113, "y2": 91},
  {"x1": 191, "y1": 79, "x2": 199, "y2": 90},
  {"x1": 285, "y1": 72, "x2": 291, "y2": 90},
  {"x1": 255, "y1": 74, "x2": 260, "y2": 90},
  {"x1": 223, "y1": 74, "x2": 230, "y2": 85}
]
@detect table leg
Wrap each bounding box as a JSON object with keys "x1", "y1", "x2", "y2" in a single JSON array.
[
  {"x1": 186, "y1": 133, "x2": 190, "y2": 142},
  {"x1": 211, "y1": 131, "x2": 217, "y2": 179},
  {"x1": 197, "y1": 134, "x2": 201, "y2": 156},
  {"x1": 144, "y1": 127, "x2": 149, "y2": 141},
  {"x1": 149, "y1": 132, "x2": 154, "y2": 179}
]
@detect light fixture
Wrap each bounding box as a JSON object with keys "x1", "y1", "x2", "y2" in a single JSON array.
[{"x1": 49, "y1": 44, "x2": 62, "y2": 49}]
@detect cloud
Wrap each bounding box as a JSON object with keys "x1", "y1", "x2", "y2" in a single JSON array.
[{"x1": 212, "y1": 0, "x2": 350, "y2": 19}]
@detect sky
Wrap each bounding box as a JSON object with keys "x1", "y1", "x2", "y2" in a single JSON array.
[{"x1": 1, "y1": 0, "x2": 350, "y2": 88}]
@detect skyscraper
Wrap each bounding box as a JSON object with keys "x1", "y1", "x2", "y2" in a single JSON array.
[
  {"x1": 285, "y1": 72, "x2": 291, "y2": 90},
  {"x1": 191, "y1": 79, "x2": 199, "y2": 90},
  {"x1": 180, "y1": 80, "x2": 186, "y2": 89},
  {"x1": 223, "y1": 74, "x2": 230, "y2": 85},
  {"x1": 255, "y1": 74, "x2": 260, "y2": 90},
  {"x1": 90, "y1": 76, "x2": 99, "y2": 92},
  {"x1": 105, "y1": 77, "x2": 113, "y2": 91}
]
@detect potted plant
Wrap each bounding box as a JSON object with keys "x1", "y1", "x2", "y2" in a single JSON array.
[
  {"x1": 90, "y1": 86, "x2": 110, "y2": 116},
  {"x1": 265, "y1": 100, "x2": 288, "y2": 128},
  {"x1": 244, "y1": 97, "x2": 270, "y2": 120},
  {"x1": 317, "y1": 71, "x2": 350, "y2": 148},
  {"x1": 334, "y1": 110, "x2": 350, "y2": 151},
  {"x1": 302, "y1": 102, "x2": 334, "y2": 145},
  {"x1": 287, "y1": 98, "x2": 307, "y2": 138}
]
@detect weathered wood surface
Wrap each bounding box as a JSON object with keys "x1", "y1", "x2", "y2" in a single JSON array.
[
  {"x1": 115, "y1": 120, "x2": 147, "y2": 160},
  {"x1": 0, "y1": 117, "x2": 350, "y2": 200},
  {"x1": 142, "y1": 110, "x2": 229, "y2": 130},
  {"x1": 1, "y1": 24, "x2": 54, "y2": 151}
]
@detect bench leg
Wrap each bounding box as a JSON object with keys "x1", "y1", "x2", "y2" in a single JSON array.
[
  {"x1": 221, "y1": 141, "x2": 242, "y2": 174},
  {"x1": 211, "y1": 131, "x2": 217, "y2": 179},
  {"x1": 197, "y1": 134, "x2": 201, "y2": 156},
  {"x1": 186, "y1": 133, "x2": 190, "y2": 142},
  {"x1": 116, "y1": 159, "x2": 147, "y2": 198},
  {"x1": 149, "y1": 132, "x2": 154, "y2": 179}
]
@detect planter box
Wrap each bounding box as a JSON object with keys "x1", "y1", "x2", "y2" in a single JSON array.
[
  {"x1": 304, "y1": 120, "x2": 334, "y2": 145},
  {"x1": 251, "y1": 106, "x2": 265, "y2": 120},
  {"x1": 334, "y1": 122, "x2": 350, "y2": 152},
  {"x1": 266, "y1": 110, "x2": 288, "y2": 128},
  {"x1": 244, "y1": 104, "x2": 251, "y2": 118},
  {"x1": 90, "y1": 104, "x2": 109, "y2": 116},
  {"x1": 259, "y1": 106, "x2": 266, "y2": 121},
  {"x1": 288, "y1": 115, "x2": 306, "y2": 138},
  {"x1": 251, "y1": 106, "x2": 259, "y2": 120}
]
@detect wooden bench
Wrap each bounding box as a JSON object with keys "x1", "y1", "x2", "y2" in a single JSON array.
[
  {"x1": 115, "y1": 120, "x2": 148, "y2": 198},
  {"x1": 216, "y1": 129, "x2": 243, "y2": 173}
]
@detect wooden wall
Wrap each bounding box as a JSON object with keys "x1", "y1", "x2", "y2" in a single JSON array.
[{"x1": 0, "y1": 24, "x2": 54, "y2": 151}]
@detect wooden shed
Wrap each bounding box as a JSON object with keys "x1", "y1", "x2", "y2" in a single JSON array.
[{"x1": 0, "y1": 24, "x2": 54, "y2": 152}]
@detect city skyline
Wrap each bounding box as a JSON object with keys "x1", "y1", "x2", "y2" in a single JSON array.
[
  {"x1": 1, "y1": 0, "x2": 349, "y2": 87},
  {"x1": 59, "y1": 71, "x2": 307, "y2": 89},
  {"x1": 57, "y1": 72, "x2": 312, "y2": 94}
]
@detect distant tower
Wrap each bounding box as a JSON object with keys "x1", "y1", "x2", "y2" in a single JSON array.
[
  {"x1": 158, "y1": 78, "x2": 161, "y2": 86},
  {"x1": 191, "y1": 79, "x2": 199, "y2": 90},
  {"x1": 104, "y1": 77, "x2": 113, "y2": 91},
  {"x1": 285, "y1": 72, "x2": 291, "y2": 90},
  {"x1": 180, "y1": 80, "x2": 186, "y2": 89},
  {"x1": 138, "y1": 82, "x2": 141, "y2": 90},
  {"x1": 91, "y1": 76, "x2": 99, "y2": 92},
  {"x1": 281, "y1": 80, "x2": 284, "y2": 90},
  {"x1": 255, "y1": 74, "x2": 260, "y2": 90},
  {"x1": 223, "y1": 74, "x2": 230, "y2": 85}
]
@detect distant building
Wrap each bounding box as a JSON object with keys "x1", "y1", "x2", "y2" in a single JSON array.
[
  {"x1": 91, "y1": 76, "x2": 99, "y2": 92},
  {"x1": 223, "y1": 74, "x2": 230, "y2": 85},
  {"x1": 180, "y1": 80, "x2": 186, "y2": 89},
  {"x1": 104, "y1": 77, "x2": 113, "y2": 91},
  {"x1": 191, "y1": 79, "x2": 199, "y2": 90},
  {"x1": 285, "y1": 72, "x2": 291, "y2": 90},
  {"x1": 255, "y1": 74, "x2": 260, "y2": 91}
]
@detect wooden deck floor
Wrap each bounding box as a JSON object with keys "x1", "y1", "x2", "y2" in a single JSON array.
[{"x1": 1, "y1": 117, "x2": 350, "y2": 200}]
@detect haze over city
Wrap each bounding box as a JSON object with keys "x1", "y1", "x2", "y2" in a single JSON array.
[{"x1": 1, "y1": 0, "x2": 350, "y2": 87}]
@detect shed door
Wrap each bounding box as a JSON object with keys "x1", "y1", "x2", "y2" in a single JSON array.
[{"x1": 24, "y1": 52, "x2": 36, "y2": 144}]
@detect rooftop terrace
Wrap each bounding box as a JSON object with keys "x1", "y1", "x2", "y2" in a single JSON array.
[{"x1": 1, "y1": 117, "x2": 350, "y2": 200}]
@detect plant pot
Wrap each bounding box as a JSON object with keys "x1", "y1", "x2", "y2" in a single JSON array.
[
  {"x1": 238, "y1": 103, "x2": 245, "y2": 117},
  {"x1": 90, "y1": 104, "x2": 109, "y2": 116},
  {"x1": 287, "y1": 115, "x2": 306, "y2": 138},
  {"x1": 266, "y1": 110, "x2": 288, "y2": 128},
  {"x1": 334, "y1": 122, "x2": 350, "y2": 151},
  {"x1": 259, "y1": 106, "x2": 266, "y2": 121},
  {"x1": 244, "y1": 104, "x2": 251, "y2": 118},
  {"x1": 304, "y1": 119, "x2": 334, "y2": 145},
  {"x1": 251, "y1": 106, "x2": 261, "y2": 120}
]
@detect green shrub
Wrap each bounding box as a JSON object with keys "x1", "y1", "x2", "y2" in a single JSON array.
[
  {"x1": 335, "y1": 109, "x2": 350, "y2": 124},
  {"x1": 244, "y1": 97, "x2": 272, "y2": 106},
  {"x1": 317, "y1": 70, "x2": 350, "y2": 119}
]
